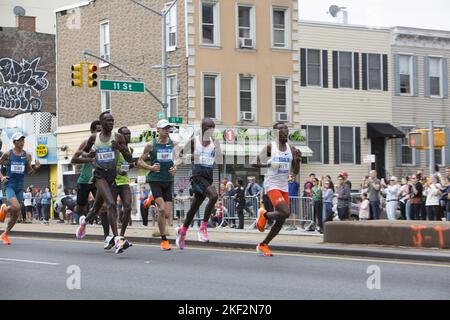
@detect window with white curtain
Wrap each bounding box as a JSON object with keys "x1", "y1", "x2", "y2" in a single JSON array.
[
  {"x1": 429, "y1": 57, "x2": 442, "y2": 96},
  {"x1": 368, "y1": 54, "x2": 382, "y2": 90},
  {"x1": 399, "y1": 55, "x2": 412, "y2": 94},
  {"x1": 339, "y1": 52, "x2": 353, "y2": 88}
]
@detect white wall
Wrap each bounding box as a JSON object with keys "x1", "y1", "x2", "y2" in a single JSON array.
[{"x1": 0, "y1": 0, "x2": 78, "y2": 34}]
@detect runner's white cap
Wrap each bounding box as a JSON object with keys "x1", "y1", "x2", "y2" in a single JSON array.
[
  {"x1": 12, "y1": 132, "x2": 26, "y2": 141},
  {"x1": 157, "y1": 119, "x2": 171, "y2": 129}
]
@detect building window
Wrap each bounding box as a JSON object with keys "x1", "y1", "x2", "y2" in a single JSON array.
[
  {"x1": 368, "y1": 54, "x2": 382, "y2": 90},
  {"x1": 340, "y1": 127, "x2": 355, "y2": 164},
  {"x1": 274, "y1": 77, "x2": 290, "y2": 122},
  {"x1": 201, "y1": 1, "x2": 219, "y2": 45},
  {"x1": 435, "y1": 148, "x2": 443, "y2": 166},
  {"x1": 239, "y1": 76, "x2": 255, "y2": 121},
  {"x1": 272, "y1": 7, "x2": 288, "y2": 48},
  {"x1": 203, "y1": 74, "x2": 219, "y2": 119},
  {"x1": 165, "y1": 2, "x2": 177, "y2": 51},
  {"x1": 237, "y1": 5, "x2": 255, "y2": 48},
  {"x1": 307, "y1": 49, "x2": 322, "y2": 86},
  {"x1": 100, "y1": 21, "x2": 110, "y2": 62},
  {"x1": 308, "y1": 126, "x2": 323, "y2": 163},
  {"x1": 401, "y1": 128, "x2": 415, "y2": 165},
  {"x1": 339, "y1": 51, "x2": 353, "y2": 88},
  {"x1": 101, "y1": 91, "x2": 111, "y2": 113},
  {"x1": 399, "y1": 55, "x2": 412, "y2": 95},
  {"x1": 167, "y1": 75, "x2": 178, "y2": 117},
  {"x1": 429, "y1": 57, "x2": 442, "y2": 97}
]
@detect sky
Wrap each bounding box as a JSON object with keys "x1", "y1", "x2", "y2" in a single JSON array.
[{"x1": 299, "y1": 0, "x2": 450, "y2": 31}]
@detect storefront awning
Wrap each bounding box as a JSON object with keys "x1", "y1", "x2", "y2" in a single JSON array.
[{"x1": 367, "y1": 123, "x2": 405, "y2": 139}]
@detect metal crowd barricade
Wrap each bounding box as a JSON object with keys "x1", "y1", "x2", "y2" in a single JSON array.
[{"x1": 287, "y1": 196, "x2": 315, "y2": 229}]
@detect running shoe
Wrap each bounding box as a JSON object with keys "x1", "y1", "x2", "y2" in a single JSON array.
[
  {"x1": 115, "y1": 237, "x2": 131, "y2": 254},
  {"x1": 197, "y1": 226, "x2": 209, "y2": 243},
  {"x1": 256, "y1": 211, "x2": 268, "y2": 232},
  {"x1": 75, "y1": 216, "x2": 87, "y2": 240},
  {"x1": 0, "y1": 204, "x2": 7, "y2": 223},
  {"x1": 176, "y1": 227, "x2": 186, "y2": 250},
  {"x1": 160, "y1": 240, "x2": 171, "y2": 251},
  {"x1": 1, "y1": 232, "x2": 11, "y2": 245},
  {"x1": 104, "y1": 235, "x2": 115, "y2": 250},
  {"x1": 256, "y1": 243, "x2": 273, "y2": 257}
]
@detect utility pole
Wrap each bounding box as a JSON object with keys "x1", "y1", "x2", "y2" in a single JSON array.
[
  {"x1": 429, "y1": 120, "x2": 435, "y2": 176},
  {"x1": 130, "y1": 0, "x2": 181, "y2": 119}
]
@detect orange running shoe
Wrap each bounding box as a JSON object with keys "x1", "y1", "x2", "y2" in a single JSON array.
[
  {"x1": 160, "y1": 240, "x2": 171, "y2": 251},
  {"x1": 256, "y1": 209, "x2": 268, "y2": 232},
  {"x1": 0, "y1": 204, "x2": 7, "y2": 223},
  {"x1": 256, "y1": 243, "x2": 273, "y2": 257},
  {"x1": 1, "y1": 233, "x2": 11, "y2": 245},
  {"x1": 143, "y1": 194, "x2": 154, "y2": 209}
]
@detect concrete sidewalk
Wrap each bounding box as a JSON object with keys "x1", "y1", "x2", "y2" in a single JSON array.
[{"x1": 5, "y1": 221, "x2": 450, "y2": 263}]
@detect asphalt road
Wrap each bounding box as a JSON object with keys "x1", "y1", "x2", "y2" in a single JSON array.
[{"x1": 0, "y1": 237, "x2": 449, "y2": 300}]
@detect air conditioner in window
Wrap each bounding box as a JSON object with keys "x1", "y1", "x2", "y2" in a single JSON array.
[
  {"x1": 240, "y1": 111, "x2": 254, "y2": 121},
  {"x1": 276, "y1": 112, "x2": 289, "y2": 122},
  {"x1": 239, "y1": 38, "x2": 254, "y2": 49}
]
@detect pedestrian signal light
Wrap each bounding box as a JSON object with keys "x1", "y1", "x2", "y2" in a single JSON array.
[
  {"x1": 71, "y1": 64, "x2": 83, "y2": 87},
  {"x1": 409, "y1": 130, "x2": 446, "y2": 149},
  {"x1": 87, "y1": 63, "x2": 98, "y2": 88}
]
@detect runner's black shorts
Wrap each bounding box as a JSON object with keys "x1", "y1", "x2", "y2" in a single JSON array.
[
  {"x1": 77, "y1": 183, "x2": 96, "y2": 206},
  {"x1": 94, "y1": 168, "x2": 117, "y2": 186},
  {"x1": 149, "y1": 182, "x2": 173, "y2": 202},
  {"x1": 190, "y1": 176, "x2": 213, "y2": 196}
]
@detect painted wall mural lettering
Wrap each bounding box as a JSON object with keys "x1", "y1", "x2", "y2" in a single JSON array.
[{"x1": 0, "y1": 57, "x2": 49, "y2": 113}]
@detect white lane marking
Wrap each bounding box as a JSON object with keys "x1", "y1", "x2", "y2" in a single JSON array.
[
  {"x1": 12, "y1": 236, "x2": 450, "y2": 269},
  {"x1": 0, "y1": 258, "x2": 60, "y2": 266}
]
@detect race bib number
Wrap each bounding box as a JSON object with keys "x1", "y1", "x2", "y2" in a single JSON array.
[
  {"x1": 97, "y1": 148, "x2": 115, "y2": 163},
  {"x1": 273, "y1": 157, "x2": 290, "y2": 174},
  {"x1": 199, "y1": 155, "x2": 215, "y2": 167},
  {"x1": 11, "y1": 164, "x2": 25, "y2": 174},
  {"x1": 121, "y1": 161, "x2": 130, "y2": 173},
  {"x1": 157, "y1": 151, "x2": 173, "y2": 162}
]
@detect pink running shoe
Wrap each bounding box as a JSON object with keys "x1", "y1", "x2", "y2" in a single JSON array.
[
  {"x1": 75, "y1": 216, "x2": 87, "y2": 240},
  {"x1": 176, "y1": 227, "x2": 187, "y2": 250},
  {"x1": 197, "y1": 222, "x2": 209, "y2": 243}
]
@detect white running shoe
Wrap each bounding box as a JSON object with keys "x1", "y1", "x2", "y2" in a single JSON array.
[
  {"x1": 197, "y1": 227, "x2": 209, "y2": 243},
  {"x1": 114, "y1": 236, "x2": 131, "y2": 254},
  {"x1": 75, "y1": 216, "x2": 87, "y2": 240},
  {"x1": 176, "y1": 227, "x2": 186, "y2": 250},
  {"x1": 104, "y1": 235, "x2": 115, "y2": 250}
]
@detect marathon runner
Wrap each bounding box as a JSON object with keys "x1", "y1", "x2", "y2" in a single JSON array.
[
  {"x1": 71, "y1": 120, "x2": 110, "y2": 243},
  {"x1": 176, "y1": 118, "x2": 222, "y2": 249},
  {"x1": 138, "y1": 119, "x2": 178, "y2": 251},
  {"x1": 0, "y1": 132, "x2": 40, "y2": 245},
  {"x1": 75, "y1": 112, "x2": 133, "y2": 254},
  {"x1": 253, "y1": 122, "x2": 301, "y2": 256},
  {"x1": 111, "y1": 126, "x2": 135, "y2": 244}
]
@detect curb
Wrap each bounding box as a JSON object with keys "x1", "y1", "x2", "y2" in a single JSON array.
[{"x1": 10, "y1": 230, "x2": 450, "y2": 263}]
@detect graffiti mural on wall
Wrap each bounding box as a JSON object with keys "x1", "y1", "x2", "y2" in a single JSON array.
[{"x1": 0, "y1": 57, "x2": 49, "y2": 113}]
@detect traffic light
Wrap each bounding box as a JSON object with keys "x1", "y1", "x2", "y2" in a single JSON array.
[
  {"x1": 71, "y1": 64, "x2": 83, "y2": 87},
  {"x1": 87, "y1": 63, "x2": 98, "y2": 88},
  {"x1": 409, "y1": 129, "x2": 446, "y2": 149}
]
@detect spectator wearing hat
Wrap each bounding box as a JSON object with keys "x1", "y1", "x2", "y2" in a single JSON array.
[
  {"x1": 335, "y1": 174, "x2": 351, "y2": 221},
  {"x1": 340, "y1": 172, "x2": 352, "y2": 191}
]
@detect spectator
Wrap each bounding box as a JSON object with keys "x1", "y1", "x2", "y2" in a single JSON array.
[
  {"x1": 336, "y1": 175, "x2": 351, "y2": 221},
  {"x1": 311, "y1": 178, "x2": 323, "y2": 233},
  {"x1": 383, "y1": 176, "x2": 401, "y2": 220},
  {"x1": 234, "y1": 178, "x2": 246, "y2": 229},
  {"x1": 175, "y1": 189, "x2": 189, "y2": 226},
  {"x1": 366, "y1": 170, "x2": 381, "y2": 220},
  {"x1": 424, "y1": 175, "x2": 443, "y2": 221},
  {"x1": 23, "y1": 186, "x2": 33, "y2": 223},
  {"x1": 288, "y1": 174, "x2": 300, "y2": 197},
  {"x1": 322, "y1": 179, "x2": 334, "y2": 226},
  {"x1": 244, "y1": 177, "x2": 262, "y2": 217},
  {"x1": 444, "y1": 176, "x2": 450, "y2": 221},
  {"x1": 60, "y1": 195, "x2": 76, "y2": 224},
  {"x1": 340, "y1": 172, "x2": 352, "y2": 190},
  {"x1": 213, "y1": 200, "x2": 227, "y2": 227},
  {"x1": 303, "y1": 173, "x2": 316, "y2": 197},
  {"x1": 409, "y1": 175, "x2": 423, "y2": 221},
  {"x1": 140, "y1": 184, "x2": 150, "y2": 226},
  {"x1": 41, "y1": 187, "x2": 52, "y2": 225},
  {"x1": 399, "y1": 177, "x2": 411, "y2": 220},
  {"x1": 359, "y1": 193, "x2": 370, "y2": 221},
  {"x1": 34, "y1": 188, "x2": 43, "y2": 221},
  {"x1": 225, "y1": 182, "x2": 236, "y2": 227}
]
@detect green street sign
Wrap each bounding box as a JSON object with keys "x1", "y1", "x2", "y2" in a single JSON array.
[
  {"x1": 169, "y1": 117, "x2": 183, "y2": 124},
  {"x1": 99, "y1": 80, "x2": 145, "y2": 93},
  {"x1": 157, "y1": 112, "x2": 165, "y2": 120}
]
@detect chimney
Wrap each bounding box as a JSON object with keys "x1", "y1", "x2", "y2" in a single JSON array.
[{"x1": 16, "y1": 16, "x2": 36, "y2": 32}]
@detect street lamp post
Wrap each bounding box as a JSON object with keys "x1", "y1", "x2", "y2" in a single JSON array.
[{"x1": 130, "y1": 0, "x2": 180, "y2": 119}]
